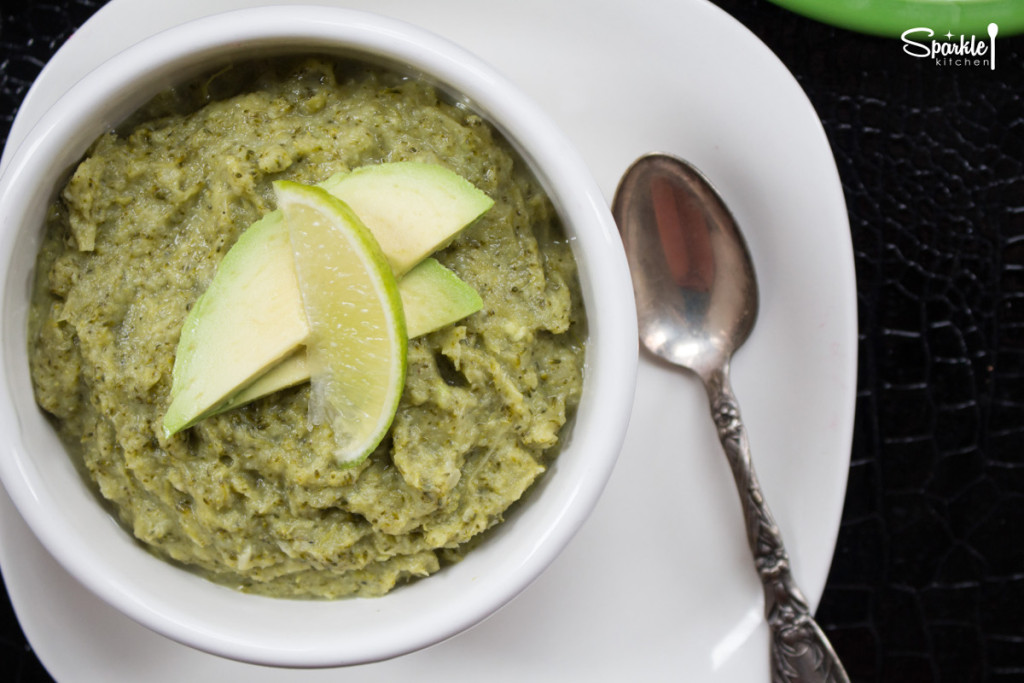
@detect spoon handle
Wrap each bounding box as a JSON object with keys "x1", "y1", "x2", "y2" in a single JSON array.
[{"x1": 704, "y1": 365, "x2": 850, "y2": 683}]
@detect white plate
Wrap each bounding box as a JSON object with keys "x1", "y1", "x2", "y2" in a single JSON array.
[{"x1": 0, "y1": 0, "x2": 857, "y2": 681}]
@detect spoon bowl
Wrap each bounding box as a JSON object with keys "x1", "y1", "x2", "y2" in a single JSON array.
[
  {"x1": 612, "y1": 153, "x2": 849, "y2": 683},
  {"x1": 614, "y1": 153, "x2": 757, "y2": 378}
]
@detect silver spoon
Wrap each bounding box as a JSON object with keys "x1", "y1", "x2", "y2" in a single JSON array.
[{"x1": 612, "y1": 153, "x2": 850, "y2": 683}]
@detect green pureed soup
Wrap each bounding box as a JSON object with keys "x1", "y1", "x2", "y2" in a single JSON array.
[{"x1": 28, "y1": 57, "x2": 586, "y2": 598}]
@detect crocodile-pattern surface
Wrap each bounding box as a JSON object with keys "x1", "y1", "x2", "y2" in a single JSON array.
[
  {"x1": 2, "y1": 1, "x2": 1023, "y2": 681},
  {"x1": 712, "y1": 3, "x2": 1024, "y2": 681}
]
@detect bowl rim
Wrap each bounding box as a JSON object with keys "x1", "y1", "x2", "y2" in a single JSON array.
[{"x1": 0, "y1": 5, "x2": 637, "y2": 668}]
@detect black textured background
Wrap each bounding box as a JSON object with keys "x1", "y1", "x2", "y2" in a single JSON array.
[{"x1": 1, "y1": 1, "x2": 1023, "y2": 681}]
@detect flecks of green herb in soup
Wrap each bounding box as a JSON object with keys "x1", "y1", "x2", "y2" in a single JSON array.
[{"x1": 27, "y1": 57, "x2": 586, "y2": 599}]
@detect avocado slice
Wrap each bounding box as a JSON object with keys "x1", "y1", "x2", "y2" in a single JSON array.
[
  {"x1": 162, "y1": 210, "x2": 305, "y2": 436},
  {"x1": 162, "y1": 163, "x2": 491, "y2": 437},
  {"x1": 319, "y1": 162, "x2": 494, "y2": 276}
]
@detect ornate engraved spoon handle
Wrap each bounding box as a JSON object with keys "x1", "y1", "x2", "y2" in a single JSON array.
[{"x1": 704, "y1": 365, "x2": 850, "y2": 683}]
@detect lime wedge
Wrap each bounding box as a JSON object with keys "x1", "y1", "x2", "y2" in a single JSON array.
[{"x1": 275, "y1": 180, "x2": 407, "y2": 466}]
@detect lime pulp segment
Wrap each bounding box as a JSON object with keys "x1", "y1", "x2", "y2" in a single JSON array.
[{"x1": 275, "y1": 180, "x2": 407, "y2": 466}]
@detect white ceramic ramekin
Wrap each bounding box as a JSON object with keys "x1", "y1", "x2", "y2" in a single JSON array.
[{"x1": 0, "y1": 6, "x2": 637, "y2": 668}]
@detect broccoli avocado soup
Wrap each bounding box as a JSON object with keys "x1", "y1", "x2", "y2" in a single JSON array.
[{"x1": 27, "y1": 57, "x2": 586, "y2": 599}]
